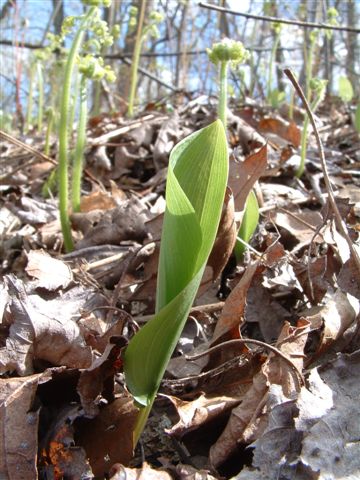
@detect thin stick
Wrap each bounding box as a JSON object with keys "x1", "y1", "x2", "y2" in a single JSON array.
[
  {"x1": 186, "y1": 338, "x2": 305, "y2": 386},
  {"x1": 0, "y1": 129, "x2": 57, "y2": 165},
  {"x1": 199, "y1": 2, "x2": 360, "y2": 33},
  {"x1": 284, "y1": 69, "x2": 360, "y2": 276}
]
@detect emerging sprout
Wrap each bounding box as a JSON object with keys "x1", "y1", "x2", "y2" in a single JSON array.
[{"x1": 207, "y1": 38, "x2": 250, "y2": 68}]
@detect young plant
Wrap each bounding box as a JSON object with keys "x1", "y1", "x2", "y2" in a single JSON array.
[
  {"x1": 207, "y1": 39, "x2": 249, "y2": 128},
  {"x1": 127, "y1": 4, "x2": 163, "y2": 117},
  {"x1": 58, "y1": 0, "x2": 114, "y2": 251},
  {"x1": 124, "y1": 120, "x2": 228, "y2": 443},
  {"x1": 208, "y1": 39, "x2": 259, "y2": 260},
  {"x1": 297, "y1": 78, "x2": 327, "y2": 178},
  {"x1": 266, "y1": 22, "x2": 283, "y2": 104},
  {"x1": 72, "y1": 56, "x2": 115, "y2": 212},
  {"x1": 25, "y1": 62, "x2": 36, "y2": 133},
  {"x1": 234, "y1": 190, "x2": 259, "y2": 262},
  {"x1": 44, "y1": 107, "x2": 54, "y2": 156}
]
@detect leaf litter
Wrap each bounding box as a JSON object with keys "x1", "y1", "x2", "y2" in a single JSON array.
[{"x1": 1, "y1": 96, "x2": 360, "y2": 479}]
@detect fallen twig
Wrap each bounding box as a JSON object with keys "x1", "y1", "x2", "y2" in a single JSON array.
[{"x1": 186, "y1": 337, "x2": 305, "y2": 387}]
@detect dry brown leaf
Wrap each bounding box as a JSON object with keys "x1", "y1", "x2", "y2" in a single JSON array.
[
  {"x1": 208, "y1": 186, "x2": 237, "y2": 280},
  {"x1": 210, "y1": 321, "x2": 309, "y2": 468},
  {"x1": 77, "y1": 338, "x2": 127, "y2": 417},
  {"x1": 293, "y1": 250, "x2": 340, "y2": 304},
  {"x1": 25, "y1": 249, "x2": 73, "y2": 290},
  {"x1": 80, "y1": 189, "x2": 118, "y2": 212},
  {"x1": 212, "y1": 262, "x2": 259, "y2": 342},
  {"x1": 303, "y1": 289, "x2": 359, "y2": 356},
  {"x1": 0, "y1": 276, "x2": 93, "y2": 375},
  {"x1": 337, "y1": 254, "x2": 360, "y2": 299},
  {"x1": 76, "y1": 397, "x2": 137, "y2": 477},
  {"x1": 258, "y1": 117, "x2": 301, "y2": 147},
  {"x1": 166, "y1": 393, "x2": 241, "y2": 437},
  {"x1": 109, "y1": 462, "x2": 172, "y2": 480},
  {"x1": 0, "y1": 372, "x2": 52, "y2": 480},
  {"x1": 229, "y1": 143, "x2": 268, "y2": 212},
  {"x1": 271, "y1": 209, "x2": 324, "y2": 246},
  {"x1": 74, "y1": 197, "x2": 149, "y2": 249}
]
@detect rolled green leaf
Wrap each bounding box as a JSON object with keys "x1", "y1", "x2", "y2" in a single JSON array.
[
  {"x1": 234, "y1": 189, "x2": 259, "y2": 261},
  {"x1": 124, "y1": 120, "x2": 228, "y2": 411}
]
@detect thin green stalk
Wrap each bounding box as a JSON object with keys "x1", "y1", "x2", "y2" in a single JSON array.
[
  {"x1": 58, "y1": 6, "x2": 97, "y2": 252},
  {"x1": 93, "y1": 80, "x2": 101, "y2": 116},
  {"x1": 72, "y1": 76, "x2": 88, "y2": 212},
  {"x1": 127, "y1": 0, "x2": 146, "y2": 117},
  {"x1": 288, "y1": 88, "x2": 295, "y2": 120},
  {"x1": 44, "y1": 107, "x2": 54, "y2": 156},
  {"x1": 25, "y1": 63, "x2": 36, "y2": 133},
  {"x1": 69, "y1": 68, "x2": 80, "y2": 136},
  {"x1": 267, "y1": 28, "x2": 281, "y2": 100},
  {"x1": 219, "y1": 61, "x2": 228, "y2": 129},
  {"x1": 36, "y1": 62, "x2": 44, "y2": 131}
]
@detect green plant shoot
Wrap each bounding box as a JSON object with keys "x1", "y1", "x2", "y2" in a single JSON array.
[
  {"x1": 267, "y1": 22, "x2": 282, "y2": 103},
  {"x1": 58, "y1": 0, "x2": 114, "y2": 251},
  {"x1": 127, "y1": 4, "x2": 163, "y2": 117},
  {"x1": 124, "y1": 120, "x2": 228, "y2": 443},
  {"x1": 207, "y1": 38, "x2": 249, "y2": 129},
  {"x1": 234, "y1": 190, "x2": 259, "y2": 261},
  {"x1": 297, "y1": 78, "x2": 327, "y2": 178},
  {"x1": 208, "y1": 39, "x2": 258, "y2": 261},
  {"x1": 44, "y1": 107, "x2": 54, "y2": 156}
]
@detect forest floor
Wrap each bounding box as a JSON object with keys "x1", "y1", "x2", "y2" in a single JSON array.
[{"x1": 1, "y1": 95, "x2": 360, "y2": 480}]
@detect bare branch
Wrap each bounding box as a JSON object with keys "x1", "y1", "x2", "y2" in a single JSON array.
[{"x1": 199, "y1": 2, "x2": 360, "y2": 33}]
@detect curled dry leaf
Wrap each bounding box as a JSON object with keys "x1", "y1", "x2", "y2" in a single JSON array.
[
  {"x1": 0, "y1": 372, "x2": 52, "y2": 480},
  {"x1": 25, "y1": 249, "x2": 73, "y2": 291},
  {"x1": 303, "y1": 289, "x2": 359, "y2": 357},
  {"x1": 212, "y1": 261, "x2": 259, "y2": 342},
  {"x1": 77, "y1": 338, "x2": 127, "y2": 417},
  {"x1": 210, "y1": 321, "x2": 309, "y2": 468},
  {"x1": 74, "y1": 197, "x2": 149, "y2": 249},
  {"x1": 165, "y1": 393, "x2": 241, "y2": 437},
  {"x1": 39, "y1": 406, "x2": 93, "y2": 480},
  {"x1": 0, "y1": 276, "x2": 93, "y2": 375},
  {"x1": 208, "y1": 186, "x2": 237, "y2": 281},
  {"x1": 229, "y1": 143, "x2": 268, "y2": 212}
]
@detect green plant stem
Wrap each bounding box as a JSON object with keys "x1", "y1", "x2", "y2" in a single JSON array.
[
  {"x1": 72, "y1": 76, "x2": 88, "y2": 212},
  {"x1": 69, "y1": 68, "x2": 80, "y2": 136},
  {"x1": 36, "y1": 62, "x2": 44, "y2": 131},
  {"x1": 58, "y1": 6, "x2": 96, "y2": 252},
  {"x1": 288, "y1": 88, "x2": 295, "y2": 120},
  {"x1": 218, "y1": 61, "x2": 228, "y2": 128},
  {"x1": 267, "y1": 29, "x2": 281, "y2": 100},
  {"x1": 305, "y1": 38, "x2": 316, "y2": 100},
  {"x1": 25, "y1": 63, "x2": 36, "y2": 133},
  {"x1": 93, "y1": 80, "x2": 101, "y2": 116},
  {"x1": 127, "y1": 0, "x2": 147, "y2": 118},
  {"x1": 44, "y1": 107, "x2": 54, "y2": 156}
]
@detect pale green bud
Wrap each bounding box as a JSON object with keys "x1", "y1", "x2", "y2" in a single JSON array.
[{"x1": 207, "y1": 38, "x2": 250, "y2": 67}]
